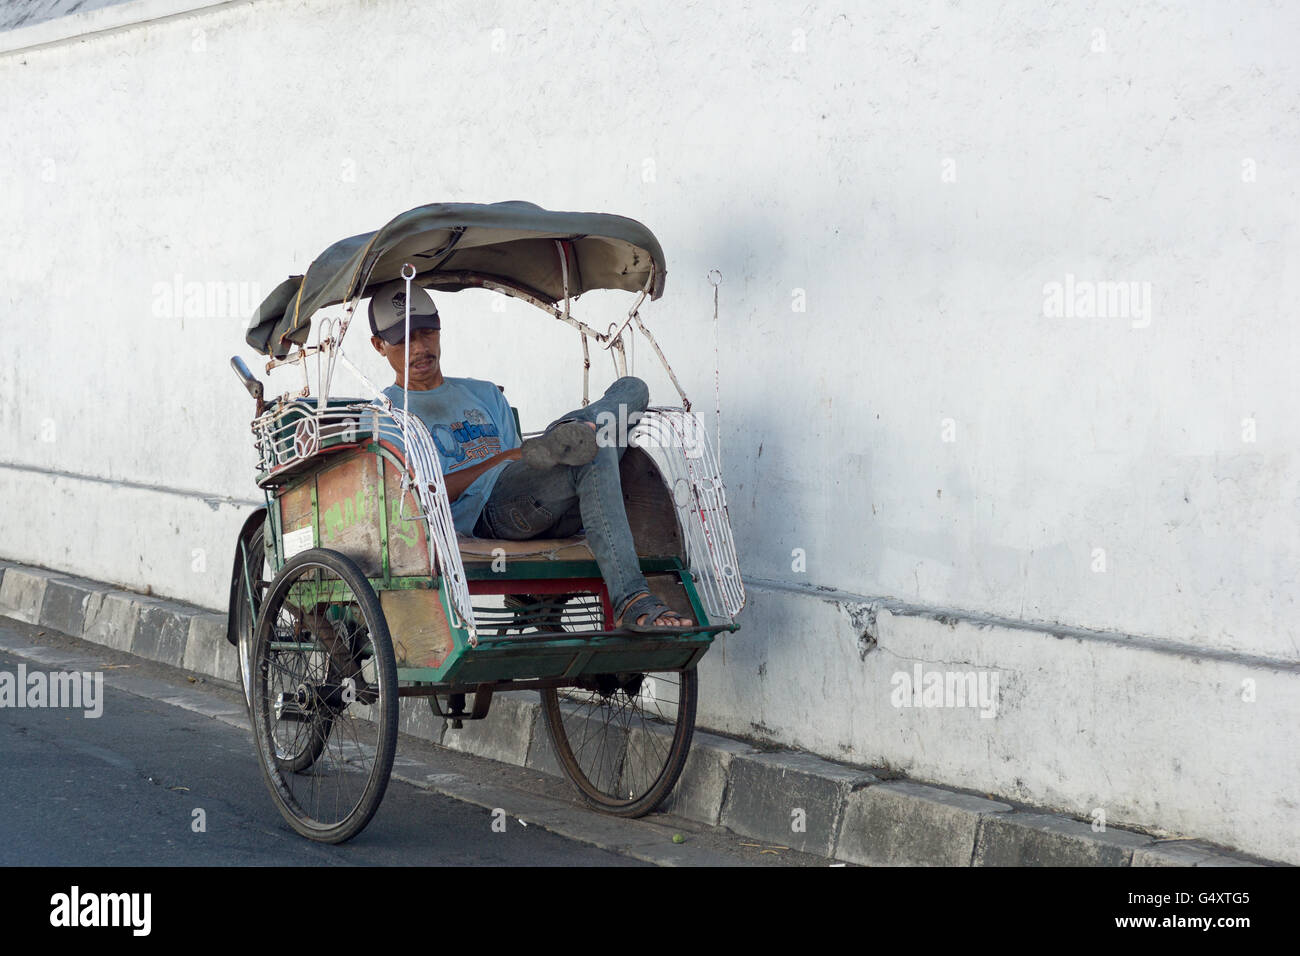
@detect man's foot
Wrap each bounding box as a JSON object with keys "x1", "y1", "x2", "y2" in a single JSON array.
[
  {"x1": 616, "y1": 591, "x2": 694, "y2": 632},
  {"x1": 521, "y1": 420, "x2": 598, "y2": 470}
]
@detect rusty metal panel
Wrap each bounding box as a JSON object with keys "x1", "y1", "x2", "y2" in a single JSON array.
[
  {"x1": 315, "y1": 453, "x2": 383, "y2": 575},
  {"x1": 278, "y1": 481, "x2": 313, "y2": 536},
  {"x1": 620, "y1": 447, "x2": 684, "y2": 559},
  {"x1": 385, "y1": 460, "x2": 432, "y2": 577},
  {"x1": 381, "y1": 589, "x2": 453, "y2": 669}
]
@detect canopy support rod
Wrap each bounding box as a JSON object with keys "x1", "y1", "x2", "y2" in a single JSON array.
[
  {"x1": 320, "y1": 297, "x2": 359, "y2": 406},
  {"x1": 580, "y1": 332, "x2": 591, "y2": 406},
  {"x1": 554, "y1": 240, "x2": 590, "y2": 406},
  {"x1": 401, "y1": 263, "x2": 415, "y2": 424},
  {"x1": 632, "y1": 311, "x2": 691, "y2": 411},
  {"x1": 605, "y1": 325, "x2": 626, "y2": 378},
  {"x1": 600, "y1": 263, "x2": 654, "y2": 351}
]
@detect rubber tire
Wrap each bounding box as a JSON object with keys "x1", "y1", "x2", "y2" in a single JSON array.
[
  {"x1": 232, "y1": 523, "x2": 266, "y2": 719},
  {"x1": 250, "y1": 548, "x2": 398, "y2": 844},
  {"x1": 540, "y1": 668, "x2": 697, "y2": 818},
  {"x1": 237, "y1": 526, "x2": 334, "y2": 769}
]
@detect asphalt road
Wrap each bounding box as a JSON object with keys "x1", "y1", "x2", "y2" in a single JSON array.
[
  {"x1": 0, "y1": 641, "x2": 645, "y2": 867},
  {"x1": 0, "y1": 615, "x2": 826, "y2": 868}
]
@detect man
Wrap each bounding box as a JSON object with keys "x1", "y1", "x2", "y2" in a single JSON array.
[{"x1": 368, "y1": 278, "x2": 691, "y2": 631}]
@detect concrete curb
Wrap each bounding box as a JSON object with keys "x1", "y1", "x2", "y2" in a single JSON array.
[
  {"x1": 0, "y1": 558, "x2": 1277, "y2": 867},
  {"x1": 973, "y1": 811, "x2": 1154, "y2": 867},
  {"x1": 837, "y1": 781, "x2": 1014, "y2": 867},
  {"x1": 720, "y1": 750, "x2": 877, "y2": 857}
]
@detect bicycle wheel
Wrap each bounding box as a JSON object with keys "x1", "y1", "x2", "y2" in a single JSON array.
[
  {"x1": 236, "y1": 527, "x2": 335, "y2": 770},
  {"x1": 540, "y1": 667, "x2": 697, "y2": 817},
  {"x1": 250, "y1": 548, "x2": 397, "y2": 844}
]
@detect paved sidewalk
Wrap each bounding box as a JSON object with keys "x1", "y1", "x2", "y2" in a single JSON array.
[{"x1": 0, "y1": 558, "x2": 1276, "y2": 867}]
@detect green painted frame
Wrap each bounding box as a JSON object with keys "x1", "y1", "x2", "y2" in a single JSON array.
[{"x1": 260, "y1": 441, "x2": 735, "y2": 692}]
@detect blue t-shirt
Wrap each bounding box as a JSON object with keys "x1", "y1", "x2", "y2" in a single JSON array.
[{"x1": 378, "y1": 378, "x2": 520, "y2": 536}]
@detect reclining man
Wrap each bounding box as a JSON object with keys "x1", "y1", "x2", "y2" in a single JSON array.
[{"x1": 368, "y1": 279, "x2": 692, "y2": 631}]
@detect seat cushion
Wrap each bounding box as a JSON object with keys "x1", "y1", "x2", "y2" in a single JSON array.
[{"x1": 456, "y1": 533, "x2": 594, "y2": 562}]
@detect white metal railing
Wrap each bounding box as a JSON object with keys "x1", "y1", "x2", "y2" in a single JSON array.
[
  {"x1": 250, "y1": 397, "x2": 477, "y2": 643},
  {"x1": 630, "y1": 407, "x2": 746, "y2": 622},
  {"x1": 381, "y1": 406, "x2": 477, "y2": 642},
  {"x1": 252, "y1": 402, "x2": 374, "y2": 474}
]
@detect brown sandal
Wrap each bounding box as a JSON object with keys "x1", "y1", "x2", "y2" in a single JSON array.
[{"x1": 616, "y1": 592, "x2": 694, "y2": 633}]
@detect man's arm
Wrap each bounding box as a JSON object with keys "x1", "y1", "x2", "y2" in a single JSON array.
[{"x1": 441, "y1": 447, "x2": 521, "y2": 502}]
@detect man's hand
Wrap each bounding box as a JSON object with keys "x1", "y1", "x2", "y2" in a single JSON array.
[{"x1": 440, "y1": 448, "x2": 521, "y2": 503}]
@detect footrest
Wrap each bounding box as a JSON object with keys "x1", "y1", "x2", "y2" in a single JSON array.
[{"x1": 472, "y1": 623, "x2": 734, "y2": 645}]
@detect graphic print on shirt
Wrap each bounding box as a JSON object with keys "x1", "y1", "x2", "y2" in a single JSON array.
[{"x1": 429, "y1": 408, "x2": 501, "y2": 470}]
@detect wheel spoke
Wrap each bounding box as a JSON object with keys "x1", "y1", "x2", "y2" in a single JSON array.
[{"x1": 541, "y1": 667, "x2": 697, "y2": 817}]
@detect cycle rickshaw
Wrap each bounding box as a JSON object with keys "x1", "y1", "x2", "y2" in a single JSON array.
[{"x1": 226, "y1": 201, "x2": 744, "y2": 843}]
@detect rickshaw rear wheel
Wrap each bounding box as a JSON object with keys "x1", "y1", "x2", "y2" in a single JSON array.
[
  {"x1": 250, "y1": 548, "x2": 398, "y2": 844},
  {"x1": 540, "y1": 667, "x2": 697, "y2": 818}
]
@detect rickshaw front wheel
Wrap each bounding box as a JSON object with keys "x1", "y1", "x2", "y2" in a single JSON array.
[
  {"x1": 236, "y1": 528, "x2": 333, "y2": 768},
  {"x1": 250, "y1": 548, "x2": 398, "y2": 844},
  {"x1": 541, "y1": 667, "x2": 697, "y2": 818}
]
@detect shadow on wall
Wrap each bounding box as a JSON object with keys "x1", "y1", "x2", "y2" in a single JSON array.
[{"x1": 684, "y1": 210, "x2": 866, "y2": 589}]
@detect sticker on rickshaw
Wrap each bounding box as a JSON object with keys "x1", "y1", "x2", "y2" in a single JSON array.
[{"x1": 282, "y1": 526, "x2": 313, "y2": 560}]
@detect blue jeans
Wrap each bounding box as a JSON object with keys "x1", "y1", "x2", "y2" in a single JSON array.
[{"x1": 473, "y1": 376, "x2": 652, "y2": 620}]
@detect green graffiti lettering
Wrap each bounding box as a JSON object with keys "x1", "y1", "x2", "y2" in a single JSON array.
[
  {"x1": 389, "y1": 497, "x2": 418, "y2": 548},
  {"x1": 321, "y1": 502, "x2": 343, "y2": 543},
  {"x1": 318, "y1": 486, "x2": 382, "y2": 544}
]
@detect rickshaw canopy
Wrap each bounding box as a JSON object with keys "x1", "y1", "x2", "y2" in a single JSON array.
[{"x1": 246, "y1": 200, "x2": 668, "y2": 358}]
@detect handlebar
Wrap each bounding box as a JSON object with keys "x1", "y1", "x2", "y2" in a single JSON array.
[{"x1": 231, "y1": 356, "x2": 266, "y2": 415}]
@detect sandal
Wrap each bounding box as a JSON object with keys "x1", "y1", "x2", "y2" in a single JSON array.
[{"x1": 616, "y1": 591, "x2": 694, "y2": 633}]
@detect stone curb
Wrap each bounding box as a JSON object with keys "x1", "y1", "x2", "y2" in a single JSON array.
[
  {"x1": 0, "y1": 566, "x2": 61, "y2": 624},
  {"x1": 973, "y1": 812, "x2": 1155, "y2": 867},
  {"x1": 837, "y1": 781, "x2": 1014, "y2": 867},
  {"x1": 0, "y1": 558, "x2": 1274, "y2": 868},
  {"x1": 720, "y1": 750, "x2": 877, "y2": 858}
]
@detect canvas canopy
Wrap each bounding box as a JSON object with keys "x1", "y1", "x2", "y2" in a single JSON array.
[{"x1": 246, "y1": 200, "x2": 667, "y2": 358}]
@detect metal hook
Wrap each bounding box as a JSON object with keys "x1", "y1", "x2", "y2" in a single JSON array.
[
  {"x1": 401, "y1": 263, "x2": 416, "y2": 280},
  {"x1": 708, "y1": 269, "x2": 722, "y2": 287}
]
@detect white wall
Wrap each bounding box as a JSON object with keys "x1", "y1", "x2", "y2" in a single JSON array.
[{"x1": 2, "y1": 0, "x2": 1297, "y2": 860}]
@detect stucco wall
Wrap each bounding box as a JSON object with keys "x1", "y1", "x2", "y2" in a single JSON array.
[{"x1": 2, "y1": 0, "x2": 1297, "y2": 860}]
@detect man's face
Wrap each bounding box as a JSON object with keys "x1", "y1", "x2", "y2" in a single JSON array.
[{"x1": 372, "y1": 327, "x2": 443, "y2": 390}]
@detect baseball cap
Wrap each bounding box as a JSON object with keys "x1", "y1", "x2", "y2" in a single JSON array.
[{"x1": 368, "y1": 278, "x2": 441, "y2": 344}]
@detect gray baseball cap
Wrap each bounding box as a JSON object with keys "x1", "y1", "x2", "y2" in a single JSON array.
[{"x1": 368, "y1": 279, "x2": 440, "y2": 344}]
